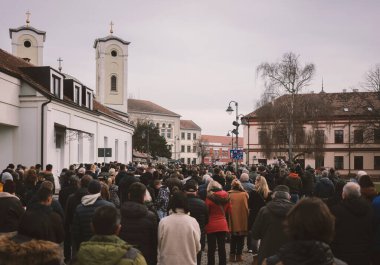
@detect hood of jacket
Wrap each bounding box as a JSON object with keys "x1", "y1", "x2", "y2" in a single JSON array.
[
  {"x1": 277, "y1": 240, "x2": 335, "y2": 265},
  {"x1": 266, "y1": 198, "x2": 293, "y2": 217},
  {"x1": 121, "y1": 201, "x2": 149, "y2": 218},
  {"x1": 0, "y1": 234, "x2": 62, "y2": 265},
  {"x1": 207, "y1": 190, "x2": 230, "y2": 205},
  {"x1": 288, "y1": 172, "x2": 300, "y2": 179},
  {"x1": 0, "y1": 192, "x2": 19, "y2": 200},
  {"x1": 75, "y1": 235, "x2": 133, "y2": 265},
  {"x1": 81, "y1": 193, "x2": 101, "y2": 206},
  {"x1": 342, "y1": 197, "x2": 371, "y2": 217},
  {"x1": 319, "y1": 177, "x2": 333, "y2": 186}
]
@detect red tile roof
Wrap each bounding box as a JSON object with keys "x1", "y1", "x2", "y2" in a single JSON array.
[
  {"x1": 201, "y1": 135, "x2": 243, "y2": 146},
  {"x1": 128, "y1": 98, "x2": 180, "y2": 117},
  {"x1": 180, "y1": 120, "x2": 201, "y2": 130},
  {"x1": 245, "y1": 92, "x2": 380, "y2": 121}
]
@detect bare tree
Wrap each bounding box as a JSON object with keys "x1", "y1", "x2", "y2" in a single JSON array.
[
  {"x1": 255, "y1": 92, "x2": 333, "y2": 162},
  {"x1": 362, "y1": 64, "x2": 380, "y2": 92},
  {"x1": 257, "y1": 52, "x2": 315, "y2": 161}
]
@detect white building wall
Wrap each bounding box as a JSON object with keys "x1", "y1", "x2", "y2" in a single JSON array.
[
  {"x1": 0, "y1": 125, "x2": 16, "y2": 167},
  {"x1": 0, "y1": 72, "x2": 20, "y2": 126},
  {"x1": 179, "y1": 129, "x2": 201, "y2": 164}
]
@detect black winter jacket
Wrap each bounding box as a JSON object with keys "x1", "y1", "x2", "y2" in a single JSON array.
[
  {"x1": 252, "y1": 198, "x2": 293, "y2": 265},
  {"x1": 330, "y1": 197, "x2": 373, "y2": 265},
  {"x1": 0, "y1": 192, "x2": 25, "y2": 233},
  {"x1": 187, "y1": 194, "x2": 209, "y2": 235},
  {"x1": 119, "y1": 201, "x2": 158, "y2": 265},
  {"x1": 266, "y1": 240, "x2": 347, "y2": 265},
  {"x1": 72, "y1": 196, "x2": 114, "y2": 249}
]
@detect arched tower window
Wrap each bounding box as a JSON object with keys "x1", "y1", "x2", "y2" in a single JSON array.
[{"x1": 111, "y1": 75, "x2": 117, "y2": 91}]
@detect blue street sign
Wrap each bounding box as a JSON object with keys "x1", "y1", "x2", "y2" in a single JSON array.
[{"x1": 230, "y1": 149, "x2": 243, "y2": 160}]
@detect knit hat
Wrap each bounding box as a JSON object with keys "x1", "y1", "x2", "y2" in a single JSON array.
[
  {"x1": 78, "y1": 167, "x2": 86, "y2": 174},
  {"x1": 273, "y1": 185, "x2": 290, "y2": 193},
  {"x1": 1, "y1": 172, "x2": 13, "y2": 183},
  {"x1": 357, "y1": 170, "x2": 367, "y2": 178},
  {"x1": 88, "y1": 180, "x2": 101, "y2": 194}
]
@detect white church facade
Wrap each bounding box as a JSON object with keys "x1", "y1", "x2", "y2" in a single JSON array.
[{"x1": 0, "y1": 19, "x2": 134, "y2": 174}]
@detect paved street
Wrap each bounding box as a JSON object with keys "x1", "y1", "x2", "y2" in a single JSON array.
[{"x1": 201, "y1": 243, "x2": 254, "y2": 265}]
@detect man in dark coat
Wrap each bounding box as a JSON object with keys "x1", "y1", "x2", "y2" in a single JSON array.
[
  {"x1": 25, "y1": 185, "x2": 64, "y2": 244},
  {"x1": 330, "y1": 182, "x2": 373, "y2": 265},
  {"x1": 72, "y1": 180, "x2": 114, "y2": 251},
  {"x1": 0, "y1": 180, "x2": 25, "y2": 233},
  {"x1": 314, "y1": 170, "x2": 335, "y2": 206},
  {"x1": 252, "y1": 185, "x2": 293, "y2": 265},
  {"x1": 117, "y1": 170, "x2": 139, "y2": 204},
  {"x1": 302, "y1": 165, "x2": 315, "y2": 197},
  {"x1": 119, "y1": 182, "x2": 158, "y2": 265},
  {"x1": 184, "y1": 180, "x2": 209, "y2": 265}
]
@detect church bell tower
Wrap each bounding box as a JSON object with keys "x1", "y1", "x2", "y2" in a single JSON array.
[
  {"x1": 9, "y1": 11, "x2": 46, "y2": 66},
  {"x1": 94, "y1": 22, "x2": 130, "y2": 114}
]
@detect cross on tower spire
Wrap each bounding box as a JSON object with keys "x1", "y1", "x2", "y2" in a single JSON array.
[
  {"x1": 110, "y1": 21, "x2": 114, "y2": 35},
  {"x1": 26, "y1": 10, "x2": 31, "y2": 27},
  {"x1": 57, "y1": 57, "x2": 63, "y2": 72}
]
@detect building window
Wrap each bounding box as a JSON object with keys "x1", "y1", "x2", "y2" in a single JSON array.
[
  {"x1": 181, "y1": 158, "x2": 185, "y2": 163},
  {"x1": 86, "y1": 92, "x2": 92, "y2": 108},
  {"x1": 187, "y1": 133, "x2": 191, "y2": 140},
  {"x1": 111, "y1": 50, "x2": 117, "y2": 57},
  {"x1": 166, "y1": 128, "x2": 172, "y2": 139},
  {"x1": 156, "y1": 123, "x2": 159, "y2": 128},
  {"x1": 115, "y1": 139, "x2": 119, "y2": 161},
  {"x1": 187, "y1": 146, "x2": 191, "y2": 153},
  {"x1": 258, "y1": 131, "x2": 267, "y2": 145},
  {"x1": 181, "y1": 132, "x2": 185, "y2": 140},
  {"x1": 193, "y1": 133, "x2": 196, "y2": 140},
  {"x1": 315, "y1": 155, "x2": 324, "y2": 169},
  {"x1": 168, "y1": 124, "x2": 172, "y2": 128},
  {"x1": 334, "y1": 130, "x2": 344, "y2": 144},
  {"x1": 315, "y1": 130, "x2": 325, "y2": 144},
  {"x1": 334, "y1": 156, "x2": 344, "y2": 170},
  {"x1": 192, "y1": 158, "x2": 196, "y2": 164},
  {"x1": 74, "y1": 85, "x2": 80, "y2": 104},
  {"x1": 24, "y1": 40, "x2": 32, "y2": 48},
  {"x1": 193, "y1": 145, "x2": 197, "y2": 153},
  {"x1": 354, "y1": 156, "x2": 363, "y2": 170},
  {"x1": 354, "y1": 130, "x2": 363, "y2": 144},
  {"x1": 374, "y1": 129, "x2": 380, "y2": 143},
  {"x1": 52, "y1": 75, "x2": 61, "y2": 98},
  {"x1": 181, "y1": 145, "x2": 185, "y2": 152},
  {"x1": 374, "y1": 156, "x2": 380, "y2": 170},
  {"x1": 162, "y1": 123, "x2": 166, "y2": 128},
  {"x1": 295, "y1": 129, "x2": 305, "y2": 144},
  {"x1": 187, "y1": 158, "x2": 191, "y2": 164},
  {"x1": 161, "y1": 129, "x2": 165, "y2": 138},
  {"x1": 111, "y1": 75, "x2": 117, "y2": 91}
]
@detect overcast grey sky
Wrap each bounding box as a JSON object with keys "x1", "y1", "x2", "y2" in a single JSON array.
[{"x1": 1, "y1": 0, "x2": 379, "y2": 135}]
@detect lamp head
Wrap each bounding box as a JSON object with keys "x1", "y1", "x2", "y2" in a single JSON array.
[
  {"x1": 226, "y1": 105, "x2": 234, "y2": 115},
  {"x1": 227, "y1": 132, "x2": 231, "y2": 137},
  {"x1": 232, "y1": 129, "x2": 239, "y2": 135},
  {"x1": 232, "y1": 121, "x2": 240, "y2": 127}
]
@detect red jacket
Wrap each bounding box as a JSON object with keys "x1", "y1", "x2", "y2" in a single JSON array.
[{"x1": 205, "y1": 190, "x2": 231, "y2": 234}]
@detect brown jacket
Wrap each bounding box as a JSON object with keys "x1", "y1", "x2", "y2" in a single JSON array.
[{"x1": 228, "y1": 190, "x2": 249, "y2": 234}]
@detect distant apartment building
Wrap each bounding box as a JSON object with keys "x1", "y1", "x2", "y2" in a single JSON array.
[
  {"x1": 201, "y1": 135, "x2": 243, "y2": 165},
  {"x1": 243, "y1": 91, "x2": 380, "y2": 176},
  {"x1": 179, "y1": 120, "x2": 201, "y2": 164}
]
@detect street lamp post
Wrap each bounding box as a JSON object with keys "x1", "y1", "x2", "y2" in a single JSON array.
[
  {"x1": 227, "y1": 130, "x2": 234, "y2": 163},
  {"x1": 343, "y1": 108, "x2": 351, "y2": 175},
  {"x1": 226, "y1": 101, "x2": 239, "y2": 173}
]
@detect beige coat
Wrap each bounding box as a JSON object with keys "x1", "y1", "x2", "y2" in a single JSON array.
[
  {"x1": 157, "y1": 210, "x2": 201, "y2": 265},
  {"x1": 228, "y1": 190, "x2": 249, "y2": 234}
]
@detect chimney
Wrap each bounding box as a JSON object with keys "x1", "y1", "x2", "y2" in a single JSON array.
[
  {"x1": 343, "y1": 89, "x2": 347, "y2": 93},
  {"x1": 353, "y1": 89, "x2": 359, "y2": 92}
]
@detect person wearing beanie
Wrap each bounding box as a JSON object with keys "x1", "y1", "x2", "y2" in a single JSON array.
[
  {"x1": 72, "y1": 180, "x2": 114, "y2": 252},
  {"x1": 0, "y1": 172, "x2": 13, "y2": 192},
  {"x1": 251, "y1": 185, "x2": 293, "y2": 265}
]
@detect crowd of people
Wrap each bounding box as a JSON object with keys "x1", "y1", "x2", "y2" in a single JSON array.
[{"x1": 0, "y1": 160, "x2": 379, "y2": 265}]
